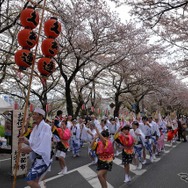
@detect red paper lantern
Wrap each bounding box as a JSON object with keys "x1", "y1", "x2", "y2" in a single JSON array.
[
  {"x1": 14, "y1": 101, "x2": 19, "y2": 110},
  {"x1": 37, "y1": 57, "x2": 55, "y2": 77},
  {"x1": 30, "y1": 103, "x2": 34, "y2": 112},
  {"x1": 44, "y1": 17, "x2": 61, "y2": 38},
  {"x1": 18, "y1": 29, "x2": 38, "y2": 49},
  {"x1": 81, "y1": 104, "x2": 85, "y2": 110},
  {"x1": 98, "y1": 108, "x2": 101, "y2": 114},
  {"x1": 15, "y1": 49, "x2": 34, "y2": 70},
  {"x1": 41, "y1": 38, "x2": 59, "y2": 57},
  {"x1": 105, "y1": 109, "x2": 109, "y2": 115},
  {"x1": 20, "y1": 7, "x2": 39, "y2": 29},
  {"x1": 91, "y1": 106, "x2": 95, "y2": 112}
]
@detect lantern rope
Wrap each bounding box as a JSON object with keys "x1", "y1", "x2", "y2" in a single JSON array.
[{"x1": 12, "y1": 0, "x2": 48, "y2": 187}]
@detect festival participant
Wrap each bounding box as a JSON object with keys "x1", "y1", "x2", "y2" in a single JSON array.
[
  {"x1": 71, "y1": 119, "x2": 81, "y2": 157},
  {"x1": 66, "y1": 115, "x2": 73, "y2": 130},
  {"x1": 115, "y1": 117, "x2": 120, "y2": 128},
  {"x1": 91, "y1": 114, "x2": 102, "y2": 132},
  {"x1": 100, "y1": 119, "x2": 108, "y2": 132},
  {"x1": 166, "y1": 119, "x2": 177, "y2": 146},
  {"x1": 108, "y1": 118, "x2": 121, "y2": 156},
  {"x1": 78, "y1": 117, "x2": 85, "y2": 148},
  {"x1": 132, "y1": 121, "x2": 145, "y2": 170},
  {"x1": 179, "y1": 119, "x2": 188, "y2": 142},
  {"x1": 82, "y1": 122, "x2": 98, "y2": 164},
  {"x1": 91, "y1": 127, "x2": 114, "y2": 188},
  {"x1": 136, "y1": 113, "x2": 143, "y2": 124},
  {"x1": 139, "y1": 116, "x2": 153, "y2": 164},
  {"x1": 156, "y1": 128, "x2": 165, "y2": 154},
  {"x1": 66, "y1": 115, "x2": 73, "y2": 151},
  {"x1": 114, "y1": 125, "x2": 135, "y2": 183},
  {"x1": 54, "y1": 110, "x2": 63, "y2": 128},
  {"x1": 148, "y1": 116, "x2": 160, "y2": 160},
  {"x1": 172, "y1": 119, "x2": 178, "y2": 143},
  {"x1": 24, "y1": 121, "x2": 37, "y2": 139},
  {"x1": 55, "y1": 120, "x2": 71, "y2": 175},
  {"x1": 155, "y1": 118, "x2": 166, "y2": 154},
  {"x1": 19, "y1": 108, "x2": 52, "y2": 188},
  {"x1": 126, "y1": 114, "x2": 134, "y2": 128}
]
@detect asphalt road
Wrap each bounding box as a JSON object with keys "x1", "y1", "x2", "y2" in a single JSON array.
[{"x1": 0, "y1": 139, "x2": 188, "y2": 188}]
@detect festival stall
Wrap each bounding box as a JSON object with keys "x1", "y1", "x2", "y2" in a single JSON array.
[{"x1": 0, "y1": 98, "x2": 13, "y2": 153}]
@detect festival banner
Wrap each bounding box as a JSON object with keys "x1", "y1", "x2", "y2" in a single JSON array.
[{"x1": 12, "y1": 110, "x2": 28, "y2": 176}]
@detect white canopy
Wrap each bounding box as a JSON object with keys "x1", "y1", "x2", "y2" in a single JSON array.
[{"x1": 0, "y1": 98, "x2": 13, "y2": 114}]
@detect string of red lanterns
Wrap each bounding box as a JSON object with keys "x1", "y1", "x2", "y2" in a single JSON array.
[
  {"x1": 15, "y1": 7, "x2": 39, "y2": 70},
  {"x1": 37, "y1": 17, "x2": 61, "y2": 78},
  {"x1": 15, "y1": 8, "x2": 61, "y2": 79}
]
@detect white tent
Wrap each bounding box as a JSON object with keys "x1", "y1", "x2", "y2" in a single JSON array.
[{"x1": 0, "y1": 98, "x2": 13, "y2": 114}]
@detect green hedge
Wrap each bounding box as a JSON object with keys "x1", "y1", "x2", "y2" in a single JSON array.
[{"x1": 0, "y1": 125, "x2": 5, "y2": 137}]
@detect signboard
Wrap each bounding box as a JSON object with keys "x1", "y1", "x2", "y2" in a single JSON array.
[{"x1": 12, "y1": 110, "x2": 28, "y2": 176}]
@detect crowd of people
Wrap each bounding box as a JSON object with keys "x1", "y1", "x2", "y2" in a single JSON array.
[{"x1": 19, "y1": 108, "x2": 188, "y2": 188}]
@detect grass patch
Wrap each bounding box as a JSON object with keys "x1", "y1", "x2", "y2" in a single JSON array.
[{"x1": 0, "y1": 125, "x2": 5, "y2": 137}]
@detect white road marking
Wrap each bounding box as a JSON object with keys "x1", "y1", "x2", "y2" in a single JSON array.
[
  {"x1": 0, "y1": 158, "x2": 11, "y2": 162},
  {"x1": 113, "y1": 158, "x2": 147, "y2": 175},
  {"x1": 145, "y1": 155, "x2": 161, "y2": 162},
  {"x1": 178, "y1": 172, "x2": 188, "y2": 183},
  {"x1": 78, "y1": 165, "x2": 113, "y2": 188}
]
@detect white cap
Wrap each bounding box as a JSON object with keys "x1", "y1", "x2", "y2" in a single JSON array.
[{"x1": 34, "y1": 107, "x2": 45, "y2": 117}]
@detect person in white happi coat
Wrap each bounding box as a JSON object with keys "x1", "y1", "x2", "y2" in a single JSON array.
[
  {"x1": 148, "y1": 116, "x2": 160, "y2": 159},
  {"x1": 108, "y1": 118, "x2": 121, "y2": 156},
  {"x1": 66, "y1": 115, "x2": 73, "y2": 151},
  {"x1": 139, "y1": 116, "x2": 153, "y2": 164},
  {"x1": 19, "y1": 108, "x2": 52, "y2": 188},
  {"x1": 132, "y1": 121, "x2": 145, "y2": 170},
  {"x1": 70, "y1": 119, "x2": 81, "y2": 157},
  {"x1": 91, "y1": 114, "x2": 102, "y2": 132},
  {"x1": 82, "y1": 122, "x2": 98, "y2": 164}
]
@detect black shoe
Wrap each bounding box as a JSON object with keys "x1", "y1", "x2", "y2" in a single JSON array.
[{"x1": 183, "y1": 140, "x2": 187, "y2": 142}]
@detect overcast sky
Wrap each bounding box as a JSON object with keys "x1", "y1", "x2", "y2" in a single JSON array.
[{"x1": 107, "y1": 0, "x2": 131, "y2": 23}]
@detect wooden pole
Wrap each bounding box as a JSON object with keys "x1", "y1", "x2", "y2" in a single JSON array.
[{"x1": 12, "y1": 0, "x2": 47, "y2": 187}]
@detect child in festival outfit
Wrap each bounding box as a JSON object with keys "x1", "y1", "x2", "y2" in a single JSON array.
[
  {"x1": 91, "y1": 127, "x2": 114, "y2": 188},
  {"x1": 114, "y1": 125, "x2": 135, "y2": 183},
  {"x1": 53, "y1": 120, "x2": 71, "y2": 175}
]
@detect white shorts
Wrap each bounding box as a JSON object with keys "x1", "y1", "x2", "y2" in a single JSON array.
[{"x1": 56, "y1": 150, "x2": 66, "y2": 158}]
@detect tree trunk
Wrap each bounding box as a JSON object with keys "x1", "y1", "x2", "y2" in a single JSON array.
[
  {"x1": 114, "y1": 93, "x2": 121, "y2": 117},
  {"x1": 65, "y1": 82, "x2": 73, "y2": 116},
  {"x1": 135, "y1": 102, "x2": 140, "y2": 115}
]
